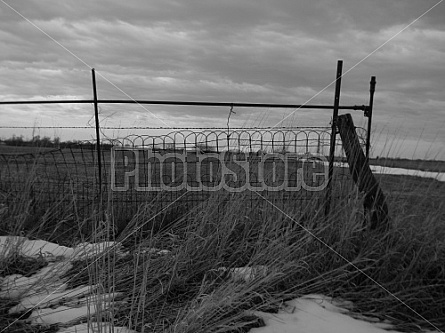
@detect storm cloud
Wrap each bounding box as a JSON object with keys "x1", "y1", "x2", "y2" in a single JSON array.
[{"x1": 0, "y1": 0, "x2": 444, "y2": 159}]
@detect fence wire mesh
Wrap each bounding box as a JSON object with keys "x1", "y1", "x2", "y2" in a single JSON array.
[{"x1": 0, "y1": 126, "x2": 367, "y2": 226}]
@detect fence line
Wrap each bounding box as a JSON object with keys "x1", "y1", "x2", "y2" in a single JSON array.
[
  {"x1": 0, "y1": 60, "x2": 376, "y2": 225},
  {"x1": 0, "y1": 127, "x2": 365, "y2": 223}
]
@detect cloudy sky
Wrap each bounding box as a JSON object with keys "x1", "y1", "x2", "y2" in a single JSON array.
[{"x1": 0, "y1": 0, "x2": 444, "y2": 159}]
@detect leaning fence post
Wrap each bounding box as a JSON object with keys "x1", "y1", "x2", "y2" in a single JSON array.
[
  {"x1": 365, "y1": 76, "x2": 376, "y2": 160},
  {"x1": 337, "y1": 113, "x2": 389, "y2": 230},
  {"x1": 324, "y1": 60, "x2": 343, "y2": 216},
  {"x1": 91, "y1": 69, "x2": 103, "y2": 203}
]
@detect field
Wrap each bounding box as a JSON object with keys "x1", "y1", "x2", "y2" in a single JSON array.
[
  {"x1": 369, "y1": 157, "x2": 445, "y2": 173},
  {"x1": 0, "y1": 144, "x2": 444, "y2": 332}
]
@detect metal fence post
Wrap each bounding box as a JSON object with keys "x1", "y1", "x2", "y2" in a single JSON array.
[
  {"x1": 365, "y1": 76, "x2": 376, "y2": 160},
  {"x1": 91, "y1": 69, "x2": 103, "y2": 201},
  {"x1": 324, "y1": 60, "x2": 343, "y2": 216}
]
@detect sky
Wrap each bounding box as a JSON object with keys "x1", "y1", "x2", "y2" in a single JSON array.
[{"x1": 0, "y1": 0, "x2": 444, "y2": 160}]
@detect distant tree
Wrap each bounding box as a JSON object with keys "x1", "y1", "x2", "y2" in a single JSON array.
[
  {"x1": 54, "y1": 137, "x2": 61, "y2": 148},
  {"x1": 5, "y1": 134, "x2": 24, "y2": 146},
  {"x1": 40, "y1": 136, "x2": 52, "y2": 147}
]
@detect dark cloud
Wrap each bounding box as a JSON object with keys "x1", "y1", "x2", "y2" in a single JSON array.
[{"x1": 0, "y1": 0, "x2": 444, "y2": 159}]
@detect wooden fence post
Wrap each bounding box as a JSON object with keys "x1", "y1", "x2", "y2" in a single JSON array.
[{"x1": 337, "y1": 113, "x2": 389, "y2": 230}]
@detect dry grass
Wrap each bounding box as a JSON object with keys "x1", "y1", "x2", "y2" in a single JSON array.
[{"x1": 0, "y1": 167, "x2": 444, "y2": 333}]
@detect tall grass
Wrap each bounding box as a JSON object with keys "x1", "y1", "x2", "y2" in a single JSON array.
[{"x1": 0, "y1": 166, "x2": 444, "y2": 332}]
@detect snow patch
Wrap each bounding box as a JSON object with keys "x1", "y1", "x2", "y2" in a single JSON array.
[
  {"x1": 0, "y1": 236, "x2": 74, "y2": 259},
  {"x1": 0, "y1": 235, "x2": 136, "y2": 331},
  {"x1": 27, "y1": 305, "x2": 97, "y2": 325},
  {"x1": 8, "y1": 285, "x2": 98, "y2": 314},
  {"x1": 0, "y1": 262, "x2": 71, "y2": 300},
  {"x1": 249, "y1": 294, "x2": 418, "y2": 333}
]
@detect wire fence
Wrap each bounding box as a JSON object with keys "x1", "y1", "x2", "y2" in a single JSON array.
[
  {"x1": 0, "y1": 61, "x2": 376, "y2": 230},
  {"x1": 0, "y1": 126, "x2": 367, "y2": 226}
]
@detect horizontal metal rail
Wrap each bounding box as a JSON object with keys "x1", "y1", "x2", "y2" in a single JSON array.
[
  {"x1": 0, "y1": 126, "x2": 331, "y2": 129},
  {"x1": 0, "y1": 99, "x2": 368, "y2": 110}
]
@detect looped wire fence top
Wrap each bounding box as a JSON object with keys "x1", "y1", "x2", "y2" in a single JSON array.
[{"x1": 105, "y1": 127, "x2": 366, "y2": 155}]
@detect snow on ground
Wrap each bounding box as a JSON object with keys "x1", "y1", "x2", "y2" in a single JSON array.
[
  {"x1": 0, "y1": 261, "x2": 71, "y2": 300},
  {"x1": 369, "y1": 165, "x2": 445, "y2": 182},
  {"x1": 0, "y1": 235, "x2": 138, "y2": 332},
  {"x1": 0, "y1": 236, "x2": 125, "y2": 261},
  {"x1": 0, "y1": 235, "x2": 74, "y2": 259},
  {"x1": 249, "y1": 294, "x2": 442, "y2": 333},
  {"x1": 8, "y1": 285, "x2": 97, "y2": 314},
  {"x1": 1, "y1": 236, "x2": 442, "y2": 333},
  {"x1": 329, "y1": 161, "x2": 445, "y2": 182}
]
